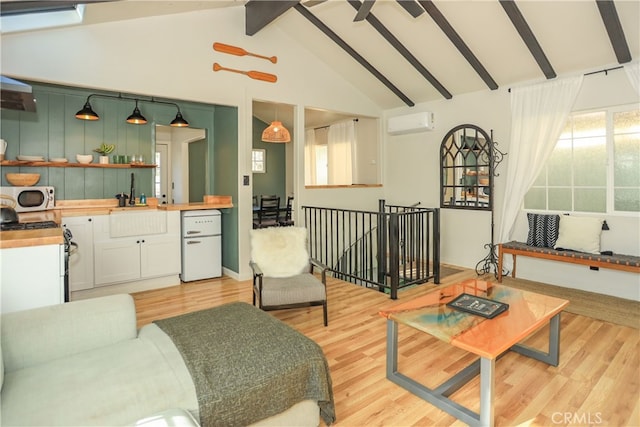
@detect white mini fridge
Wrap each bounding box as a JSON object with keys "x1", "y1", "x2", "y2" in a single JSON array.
[{"x1": 181, "y1": 210, "x2": 222, "y2": 281}]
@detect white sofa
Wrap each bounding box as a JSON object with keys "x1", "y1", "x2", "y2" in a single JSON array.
[{"x1": 0, "y1": 294, "x2": 319, "y2": 426}]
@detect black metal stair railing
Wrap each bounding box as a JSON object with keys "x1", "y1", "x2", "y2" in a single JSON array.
[{"x1": 302, "y1": 200, "x2": 440, "y2": 299}]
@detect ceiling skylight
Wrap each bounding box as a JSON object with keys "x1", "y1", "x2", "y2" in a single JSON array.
[{"x1": 0, "y1": 2, "x2": 86, "y2": 33}]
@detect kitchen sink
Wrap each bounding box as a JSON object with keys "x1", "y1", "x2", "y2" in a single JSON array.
[{"x1": 109, "y1": 210, "x2": 167, "y2": 237}]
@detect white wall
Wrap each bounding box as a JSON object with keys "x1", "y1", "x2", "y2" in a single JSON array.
[{"x1": 383, "y1": 70, "x2": 639, "y2": 301}]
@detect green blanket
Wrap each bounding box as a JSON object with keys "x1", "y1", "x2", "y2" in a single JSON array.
[{"x1": 154, "y1": 302, "x2": 335, "y2": 427}]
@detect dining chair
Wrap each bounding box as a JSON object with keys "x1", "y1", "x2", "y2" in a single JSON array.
[
  {"x1": 253, "y1": 195, "x2": 280, "y2": 229},
  {"x1": 279, "y1": 196, "x2": 294, "y2": 226},
  {"x1": 250, "y1": 226, "x2": 329, "y2": 326}
]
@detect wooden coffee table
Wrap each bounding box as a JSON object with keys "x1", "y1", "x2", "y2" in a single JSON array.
[{"x1": 379, "y1": 279, "x2": 569, "y2": 427}]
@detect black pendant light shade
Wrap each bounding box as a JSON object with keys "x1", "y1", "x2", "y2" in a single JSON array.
[
  {"x1": 75, "y1": 99, "x2": 99, "y2": 120},
  {"x1": 170, "y1": 110, "x2": 189, "y2": 127},
  {"x1": 126, "y1": 100, "x2": 147, "y2": 125},
  {"x1": 75, "y1": 93, "x2": 188, "y2": 127}
]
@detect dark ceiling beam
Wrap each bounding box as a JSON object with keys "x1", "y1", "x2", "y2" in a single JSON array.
[
  {"x1": 396, "y1": 0, "x2": 424, "y2": 18},
  {"x1": 596, "y1": 0, "x2": 632, "y2": 64},
  {"x1": 353, "y1": 0, "x2": 375, "y2": 22},
  {"x1": 347, "y1": 0, "x2": 452, "y2": 99},
  {"x1": 417, "y1": 0, "x2": 498, "y2": 91},
  {"x1": 294, "y1": 3, "x2": 415, "y2": 107},
  {"x1": 245, "y1": 0, "x2": 298, "y2": 36},
  {"x1": 499, "y1": 0, "x2": 556, "y2": 79}
]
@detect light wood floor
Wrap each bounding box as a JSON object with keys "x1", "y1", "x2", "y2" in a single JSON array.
[{"x1": 132, "y1": 269, "x2": 640, "y2": 427}]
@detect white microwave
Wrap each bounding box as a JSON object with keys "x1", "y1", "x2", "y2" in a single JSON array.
[{"x1": 0, "y1": 186, "x2": 55, "y2": 212}]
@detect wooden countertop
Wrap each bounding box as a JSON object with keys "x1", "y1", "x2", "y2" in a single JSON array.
[
  {"x1": 160, "y1": 202, "x2": 234, "y2": 211},
  {"x1": 0, "y1": 228, "x2": 64, "y2": 249},
  {"x1": 57, "y1": 196, "x2": 232, "y2": 216}
]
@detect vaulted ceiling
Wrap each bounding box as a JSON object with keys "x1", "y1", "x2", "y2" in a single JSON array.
[
  {"x1": 246, "y1": 0, "x2": 639, "y2": 109},
  {"x1": 2, "y1": 0, "x2": 638, "y2": 111}
]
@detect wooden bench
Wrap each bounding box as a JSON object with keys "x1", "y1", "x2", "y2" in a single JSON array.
[{"x1": 497, "y1": 241, "x2": 640, "y2": 282}]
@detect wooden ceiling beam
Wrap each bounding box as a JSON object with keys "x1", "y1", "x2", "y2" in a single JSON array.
[
  {"x1": 294, "y1": 3, "x2": 415, "y2": 107},
  {"x1": 353, "y1": 0, "x2": 375, "y2": 22},
  {"x1": 417, "y1": 0, "x2": 498, "y2": 91},
  {"x1": 396, "y1": 0, "x2": 424, "y2": 18},
  {"x1": 499, "y1": 0, "x2": 556, "y2": 79},
  {"x1": 245, "y1": 0, "x2": 298, "y2": 36},
  {"x1": 596, "y1": 0, "x2": 632, "y2": 64},
  {"x1": 347, "y1": 0, "x2": 452, "y2": 99}
]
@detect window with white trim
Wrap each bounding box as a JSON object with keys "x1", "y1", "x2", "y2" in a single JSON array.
[
  {"x1": 252, "y1": 149, "x2": 266, "y2": 173},
  {"x1": 524, "y1": 104, "x2": 639, "y2": 214}
]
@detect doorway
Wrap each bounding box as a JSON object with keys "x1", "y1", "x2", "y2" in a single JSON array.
[{"x1": 155, "y1": 125, "x2": 207, "y2": 204}]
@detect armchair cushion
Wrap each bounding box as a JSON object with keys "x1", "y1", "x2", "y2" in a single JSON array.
[
  {"x1": 261, "y1": 275, "x2": 327, "y2": 306},
  {"x1": 250, "y1": 227, "x2": 310, "y2": 277}
]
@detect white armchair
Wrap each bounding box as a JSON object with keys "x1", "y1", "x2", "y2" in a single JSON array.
[{"x1": 249, "y1": 226, "x2": 329, "y2": 326}]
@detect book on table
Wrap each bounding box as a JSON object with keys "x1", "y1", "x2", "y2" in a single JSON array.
[{"x1": 447, "y1": 293, "x2": 509, "y2": 319}]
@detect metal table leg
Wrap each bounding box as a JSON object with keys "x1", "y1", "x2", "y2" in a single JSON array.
[
  {"x1": 511, "y1": 312, "x2": 561, "y2": 366},
  {"x1": 386, "y1": 320, "x2": 491, "y2": 427}
]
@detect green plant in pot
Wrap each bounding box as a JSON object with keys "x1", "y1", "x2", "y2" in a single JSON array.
[{"x1": 94, "y1": 143, "x2": 115, "y2": 164}]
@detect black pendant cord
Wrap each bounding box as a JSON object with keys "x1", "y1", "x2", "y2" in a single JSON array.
[{"x1": 475, "y1": 130, "x2": 507, "y2": 278}]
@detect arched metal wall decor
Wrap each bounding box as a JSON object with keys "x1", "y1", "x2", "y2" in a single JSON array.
[{"x1": 439, "y1": 124, "x2": 506, "y2": 276}]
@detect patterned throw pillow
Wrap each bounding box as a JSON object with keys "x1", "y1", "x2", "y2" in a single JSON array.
[{"x1": 526, "y1": 213, "x2": 560, "y2": 248}]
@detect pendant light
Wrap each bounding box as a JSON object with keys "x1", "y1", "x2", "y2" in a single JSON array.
[
  {"x1": 261, "y1": 107, "x2": 290, "y2": 143},
  {"x1": 126, "y1": 100, "x2": 147, "y2": 124},
  {"x1": 75, "y1": 98, "x2": 99, "y2": 120},
  {"x1": 170, "y1": 110, "x2": 189, "y2": 127}
]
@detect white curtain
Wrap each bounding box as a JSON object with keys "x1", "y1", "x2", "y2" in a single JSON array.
[
  {"x1": 304, "y1": 129, "x2": 317, "y2": 185},
  {"x1": 327, "y1": 121, "x2": 355, "y2": 185},
  {"x1": 498, "y1": 75, "x2": 584, "y2": 244},
  {"x1": 624, "y1": 61, "x2": 640, "y2": 95}
]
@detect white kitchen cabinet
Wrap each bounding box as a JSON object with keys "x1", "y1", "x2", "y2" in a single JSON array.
[
  {"x1": 1, "y1": 244, "x2": 64, "y2": 313},
  {"x1": 141, "y1": 234, "x2": 182, "y2": 278},
  {"x1": 93, "y1": 211, "x2": 180, "y2": 287},
  {"x1": 94, "y1": 238, "x2": 141, "y2": 285},
  {"x1": 62, "y1": 216, "x2": 95, "y2": 291}
]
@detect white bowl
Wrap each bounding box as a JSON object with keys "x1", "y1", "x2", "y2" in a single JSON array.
[{"x1": 76, "y1": 154, "x2": 93, "y2": 164}]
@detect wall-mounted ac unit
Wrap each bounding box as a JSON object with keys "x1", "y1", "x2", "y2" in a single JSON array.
[{"x1": 387, "y1": 112, "x2": 434, "y2": 135}]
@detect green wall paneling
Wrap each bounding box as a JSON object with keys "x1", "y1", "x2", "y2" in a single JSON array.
[
  {"x1": 64, "y1": 168, "x2": 85, "y2": 199},
  {"x1": 47, "y1": 93, "x2": 66, "y2": 159},
  {"x1": 252, "y1": 117, "x2": 286, "y2": 202},
  {"x1": 19, "y1": 91, "x2": 48, "y2": 157},
  {"x1": 214, "y1": 105, "x2": 239, "y2": 272},
  {"x1": 85, "y1": 168, "x2": 105, "y2": 199},
  {"x1": 64, "y1": 94, "x2": 88, "y2": 162}
]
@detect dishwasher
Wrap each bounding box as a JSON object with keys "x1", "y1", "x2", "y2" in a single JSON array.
[{"x1": 181, "y1": 210, "x2": 222, "y2": 282}]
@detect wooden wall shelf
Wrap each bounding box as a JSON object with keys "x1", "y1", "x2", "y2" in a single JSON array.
[{"x1": 0, "y1": 161, "x2": 156, "y2": 169}]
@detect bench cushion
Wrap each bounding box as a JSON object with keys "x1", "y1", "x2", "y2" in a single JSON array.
[{"x1": 502, "y1": 241, "x2": 640, "y2": 268}]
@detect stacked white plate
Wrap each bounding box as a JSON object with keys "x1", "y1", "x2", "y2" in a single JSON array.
[
  {"x1": 50, "y1": 158, "x2": 68, "y2": 163},
  {"x1": 17, "y1": 155, "x2": 45, "y2": 161}
]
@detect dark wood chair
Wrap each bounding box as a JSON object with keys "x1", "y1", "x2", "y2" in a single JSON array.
[
  {"x1": 253, "y1": 195, "x2": 280, "y2": 229},
  {"x1": 279, "y1": 196, "x2": 294, "y2": 226}
]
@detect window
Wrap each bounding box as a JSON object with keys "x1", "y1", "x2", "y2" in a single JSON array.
[
  {"x1": 252, "y1": 149, "x2": 266, "y2": 173},
  {"x1": 1, "y1": 4, "x2": 85, "y2": 33},
  {"x1": 525, "y1": 105, "x2": 640, "y2": 214}
]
